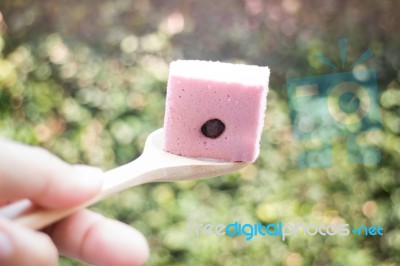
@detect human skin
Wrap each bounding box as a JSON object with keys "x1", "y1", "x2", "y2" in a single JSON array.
[{"x1": 0, "y1": 139, "x2": 149, "y2": 266}]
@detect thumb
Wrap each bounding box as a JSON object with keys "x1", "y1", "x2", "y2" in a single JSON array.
[{"x1": 0, "y1": 217, "x2": 58, "y2": 266}]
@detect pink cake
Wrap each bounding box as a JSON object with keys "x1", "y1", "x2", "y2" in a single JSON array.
[{"x1": 163, "y1": 60, "x2": 270, "y2": 162}]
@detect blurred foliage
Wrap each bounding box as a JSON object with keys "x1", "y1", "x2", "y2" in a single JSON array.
[{"x1": 0, "y1": 0, "x2": 399, "y2": 265}]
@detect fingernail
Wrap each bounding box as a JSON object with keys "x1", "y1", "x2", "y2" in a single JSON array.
[
  {"x1": 0, "y1": 230, "x2": 12, "y2": 260},
  {"x1": 74, "y1": 167, "x2": 104, "y2": 189},
  {"x1": 61, "y1": 165, "x2": 104, "y2": 193},
  {"x1": 73, "y1": 165, "x2": 104, "y2": 179}
]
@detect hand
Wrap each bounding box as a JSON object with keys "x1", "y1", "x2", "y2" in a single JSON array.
[{"x1": 0, "y1": 139, "x2": 149, "y2": 266}]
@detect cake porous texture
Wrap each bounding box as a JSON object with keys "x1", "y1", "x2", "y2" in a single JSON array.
[{"x1": 163, "y1": 60, "x2": 270, "y2": 162}]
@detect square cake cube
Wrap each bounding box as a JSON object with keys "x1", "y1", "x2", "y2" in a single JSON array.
[{"x1": 163, "y1": 60, "x2": 270, "y2": 162}]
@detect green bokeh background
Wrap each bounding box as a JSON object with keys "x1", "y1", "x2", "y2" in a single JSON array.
[{"x1": 0, "y1": 1, "x2": 399, "y2": 265}]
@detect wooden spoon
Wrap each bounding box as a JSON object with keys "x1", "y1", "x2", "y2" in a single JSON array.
[{"x1": 0, "y1": 128, "x2": 248, "y2": 230}]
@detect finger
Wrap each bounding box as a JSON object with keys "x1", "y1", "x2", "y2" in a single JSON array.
[
  {"x1": 0, "y1": 199, "x2": 17, "y2": 207},
  {"x1": 0, "y1": 139, "x2": 103, "y2": 209},
  {"x1": 48, "y1": 210, "x2": 149, "y2": 266},
  {"x1": 0, "y1": 218, "x2": 58, "y2": 266}
]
